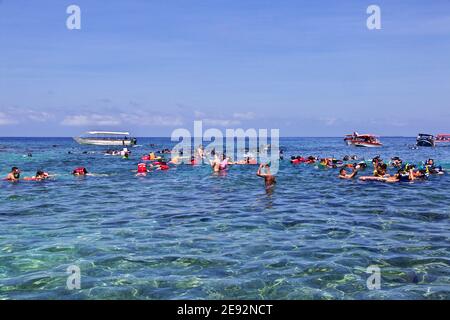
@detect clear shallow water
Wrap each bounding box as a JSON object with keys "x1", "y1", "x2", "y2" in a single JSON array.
[{"x1": 0, "y1": 137, "x2": 449, "y2": 300}]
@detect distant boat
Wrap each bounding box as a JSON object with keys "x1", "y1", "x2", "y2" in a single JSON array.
[
  {"x1": 416, "y1": 133, "x2": 435, "y2": 147},
  {"x1": 344, "y1": 132, "x2": 382, "y2": 148},
  {"x1": 74, "y1": 131, "x2": 137, "y2": 146},
  {"x1": 435, "y1": 134, "x2": 450, "y2": 144}
]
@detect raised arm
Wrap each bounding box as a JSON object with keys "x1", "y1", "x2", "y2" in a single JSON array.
[
  {"x1": 349, "y1": 168, "x2": 358, "y2": 178},
  {"x1": 256, "y1": 164, "x2": 265, "y2": 177}
]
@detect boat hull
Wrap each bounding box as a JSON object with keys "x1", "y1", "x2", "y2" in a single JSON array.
[
  {"x1": 74, "y1": 137, "x2": 134, "y2": 146},
  {"x1": 345, "y1": 140, "x2": 382, "y2": 148},
  {"x1": 351, "y1": 142, "x2": 382, "y2": 148},
  {"x1": 416, "y1": 140, "x2": 435, "y2": 147}
]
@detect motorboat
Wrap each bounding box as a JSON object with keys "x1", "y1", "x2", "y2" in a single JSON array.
[
  {"x1": 74, "y1": 131, "x2": 137, "y2": 146},
  {"x1": 416, "y1": 133, "x2": 435, "y2": 147},
  {"x1": 344, "y1": 132, "x2": 382, "y2": 147},
  {"x1": 435, "y1": 134, "x2": 450, "y2": 145}
]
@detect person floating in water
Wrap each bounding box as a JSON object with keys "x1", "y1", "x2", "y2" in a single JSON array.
[
  {"x1": 257, "y1": 163, "x2": 276, "y2": 187},
  {"x1": 136, "y1": 163, "x2": 151, "y2": 176},
  {"x1": 6, "y1": 167, "x2": 21, "y2": 181},
  {"x1": 423, "y1": 158, "x2": 445, "y2": 175},
  {"x1": 339, "y1": 167, "x2": 358, "y2": 179},
  {"x1": 389, "y1": 157, "x2": 403, "y2": 168},
  {"x1": 197, "y1": 145, "x2": 205, "y2": 159},
  {"x1": 373, "y1": 163, "x2": 389, "y2": 178},
  {"x1": 72, "y1": 167, "x2": 88, "y2": 176},
  {"x1": 24, "y1": 170, "x2": 50, "y2": 181},
  {"x1": 359, "y1": 168, "x2": 416, "y2": 183}
]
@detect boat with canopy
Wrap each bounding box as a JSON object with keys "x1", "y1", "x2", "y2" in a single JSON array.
[{"x1": 74, "y1": 131, "x2": 137, "y2": 146}]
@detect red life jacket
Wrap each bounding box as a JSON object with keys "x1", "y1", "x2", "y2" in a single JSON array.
[
  {"x1": 137, "y1": 163, "x2": 147, "y2": 173},
  {"x1": 159, "y1": 164, "x2": 169, "y2": 170},
  {"x1": 74, "y1": 167, "x2": 86, "y2": 175}
]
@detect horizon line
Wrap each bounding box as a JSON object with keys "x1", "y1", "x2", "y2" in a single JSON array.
[{"x1": 0, "y1": 135, "x2": 420, "y2": 138}]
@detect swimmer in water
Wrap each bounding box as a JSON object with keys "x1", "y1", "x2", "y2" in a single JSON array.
[
  {"x1": 219, "y1": 154, "x2": 230, "y2": 170},
  {"x1": 24, "y1": 170, "x2": 50, "y2": 181},
  {"x1": 170, "y1": 155, "x2": 181, "y2": 165},
  {"x1": 72, "y1": 167, "x2": 88, "y2": 176},
  {"x1": 136, "y1": 163, "x2": 151, "y2": 176},
  {"x1": 359, "y1": 168, "x2": 412, "y2": 183},
  {"x1": 210, "y1": 155, "x2": 220, "y2": 172},
  {"x1": 423, "y1": 158, "x2": 444, "y2": 174},
  {"x1": 6, "y1": 167, "x2": 21, "y2": 181},
  {"x1": 197, "y1": 145, "x2": 205, "y2": 158},
  {"x1": 210, "y1": 154, "x2": 228, "y2": 172},
  {"x1": 257, "y1": 163, "x2": 276, "y2": 187},
  {"x1": 339, "y1": 167, "x2": 358, "y2": 179},
  {"x1": 373, "y1": 163, "x2": 389, "y2": 177},
  {"x1": 390, "y1": 157, "x2": 403, "y2": 168}
]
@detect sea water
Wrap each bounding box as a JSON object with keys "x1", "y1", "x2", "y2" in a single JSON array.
[{"x1": 0, "y1": 137, "x2": 449, "y2": 299}]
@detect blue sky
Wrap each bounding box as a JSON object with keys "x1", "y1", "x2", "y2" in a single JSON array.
[{"x1": 1, "y1": 0, "x2": 450, "y2": 136}]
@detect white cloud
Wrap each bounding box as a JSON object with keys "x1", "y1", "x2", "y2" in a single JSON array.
[
  {"x1": 61, "y1": 114, "x2": 121, "y2": 126},
  {"x1": 21, "y1": 109, "x2": 54, "y2": 122},
  {"x1": 194, "y1": 110, "x2": 206, "y2": 118},
  {"x1": 0, "y1": 112, "x2": 18, "y2": 125},
  {"x1": 233, "y1": 112, "x2": 255, "y2": 120},
  {"x1": 203, "y1": 118, "x2": 241, "y2": 126},
  {"x1": 120, "y1": 113, "x2": 183, "y2": 127},
  {"x1": 61, "y1": 112, "x2": 183, "y2": 127},
  {"x1": 319, "y1": 117, "x2": 337, "y2": 126},
  {"x1": 0, "y1": 108, "x2": 53, "y2": 125},
  {"x1": 193, "y1": 110, "x2": 251, "y2": 126}
]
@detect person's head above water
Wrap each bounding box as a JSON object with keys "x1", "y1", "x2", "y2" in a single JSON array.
[
  {"x1": 372, "y1": 155, "x2": 382, "y2": 164},
  {"x1": 72, "y1": 167, "x2": 88, "y2": 175},
  {"x1": 11, "y1": 167, "x2": 20, "y2": 178},
  {"x1": 34, "y1": 170, "x2": 49, "y2": 179}
]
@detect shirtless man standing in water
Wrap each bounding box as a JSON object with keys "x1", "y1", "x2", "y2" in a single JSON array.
[{"x1": 257, "y1": 163, "x2": 276, "y2": 187}]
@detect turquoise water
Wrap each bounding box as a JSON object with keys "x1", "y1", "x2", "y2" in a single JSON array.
[{"x1": 0, "y1": 137, "x2": 449, "y2": 300}]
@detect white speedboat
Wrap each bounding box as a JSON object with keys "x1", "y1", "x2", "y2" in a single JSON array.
[
  {"x1": 74, "y1": 131, "x2": 137, "y2": 146},
  {"x1": 344, "y1": 132, "x2": 383, "y2": 148}
]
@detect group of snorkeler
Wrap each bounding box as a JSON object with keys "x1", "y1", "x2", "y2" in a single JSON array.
[
  {"x1": 338, "y1": 156, "x2": 445, "y2": 183},
  {"x1": 105, "y1": 148, "x2": 131, "y2": 158},
  {"x1": 290, "y1": 155, "x2": 366, "y2": 169},
  {"x1": 5, "y1": 144, "x2": 445, "y2": 190}
]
